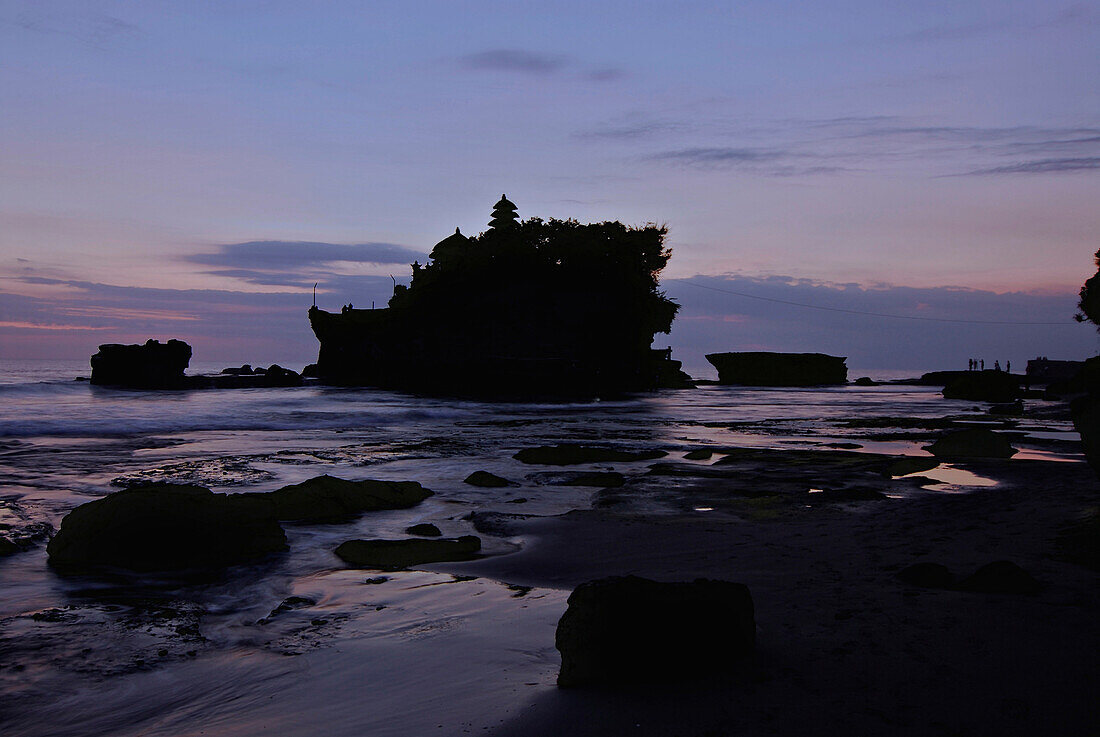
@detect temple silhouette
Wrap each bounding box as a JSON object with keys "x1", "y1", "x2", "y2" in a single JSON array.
[{"x1": 308, "y1": 196, "x2": 690, "y2": 396}]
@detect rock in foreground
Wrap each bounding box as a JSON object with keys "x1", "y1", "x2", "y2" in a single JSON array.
[
  {"x1": 334, "y1": 536, "x2": 481, "y2": 570},
  {"x1": 555, "y1": 576, "x2": 755, "y2": 687},
  {"x1": 47, "y1": 484, "x2": 287, "y2": 571},
  {"x1": 514, "y1": 444, "x2": 666, "y2": 465},
  {"x1": 925, "y1": 428, "x2": 1017, "y2": 459},
  {"x1": 265, "y1": 475, "x2": 432, "y2": 522},
  {"x1": 90, "y1": 339, "x2": 192, "y2": 389},
  {"x1": 705, "y1": 352, "x2": 847, "y2": 386}
]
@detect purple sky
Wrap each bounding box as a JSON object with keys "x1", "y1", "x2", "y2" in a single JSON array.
[{"x1": 2, "y1": 1, "x2": 1098, "y2": 372}]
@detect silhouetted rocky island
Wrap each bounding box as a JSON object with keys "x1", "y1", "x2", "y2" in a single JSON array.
[
  {"x1": 90, "y1": 339, "x2": 302, "y2": 389},
  {"x1": 706, "y1": 351, "x2": 847, "y2": 386},
  {"x1": 309, "y1": 196, "x2": 691, "y2": 396}
]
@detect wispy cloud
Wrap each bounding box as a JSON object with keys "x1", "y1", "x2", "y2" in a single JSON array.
[
  {"x1": 960, "y1": 157, "x2": 1100, "y2": 175},
  {"x1": 584, "y1": 114, "x2": 1100, "y2": 177},
  {"x1": 183, "y1": 241, "x2": 428, "y2": 287},
  {"x1": 455, "y1": 48, "x2": 626, "y2": 81},
  {"x1": 457, "y1": 49, "x2": 567, "y2": 74}
]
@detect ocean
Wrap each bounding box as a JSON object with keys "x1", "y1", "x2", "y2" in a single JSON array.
[{"x1": 0, "y1": 359, "x2": 1082, "y2": 735}]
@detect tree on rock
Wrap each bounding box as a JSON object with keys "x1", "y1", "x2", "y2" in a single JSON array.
[{"x1": 1076, "y1": 248, "x2": 1100, "y2": 328}]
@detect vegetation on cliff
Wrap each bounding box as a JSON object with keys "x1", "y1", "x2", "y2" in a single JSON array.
[{"x1": 310, "y1": 197, "x2": 686, "y2": 395}]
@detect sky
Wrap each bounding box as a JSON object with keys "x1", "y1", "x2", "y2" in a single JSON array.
[{"x1": 1, "y1": 1, "x2": 1098, "y2": 373}]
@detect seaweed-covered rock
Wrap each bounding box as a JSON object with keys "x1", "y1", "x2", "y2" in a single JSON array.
[
  {"x1": 464, "y1": 471, "x2": 515, "y2": 487},
  {"x1": 334, "y1": 536, "x2": 481, "y2": 570},
  {"x1": 555, "y1": 575, "x2": 755, "y2": 687},
  {"x1": 514, "y1": 444, "x2": 666, "y2": 465},
  {"x1": 683, "y1": 449, "x2": 713, "y2": 461},
  {"x1": 898, "y1": 562, "x2": 955, "y2": 589},
  {"x1": 405, "y1": 523, "x2": 442, "y2": 537},
  {"x1": 957, "y1": 561, "x2": 1040, "y2": 595},
  {"x1": 705, "y1": 352, "x2": 847, "y2": 386},
  {"x1": 925, "y1": 429, "x2": 1017, "y2": 459},
  {"x1": 0, "y1": 536, "x2": 19, "y2": 556},
  {"x1": 265, "y1": 475, "x2": 432, "y2": 522},
  {"x1": 942, "y1": 371, "x2": 1020, "y2": 403},
  {"x1": 46, "y1": 484, "x2": 287, "y2": 571},
  {"x1": 90, "y1": 339, "x2": 191, "y2": 389}
]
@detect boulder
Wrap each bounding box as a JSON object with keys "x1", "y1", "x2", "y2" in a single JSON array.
[
  {"x1": 334, "y1": 536, "x2": 481, "y2": 569},
  {"x1": 0, "y1": 536, "x2": 18, "y2": 556},
  {"x1": 942, "y1": 371, "x2": 1020, "y2": 403},
  {"x1": 265, "y1": 475, "x2": 432, "y2": 523},
  {"x1": 705, "y1": 352, "x2": 847, "y2": 386},
  {"x1": 405, "y1": 523, "x2": 442, "y2": 537},
  {"x1": 464, "y1": 470, "x2": 515, "y2": 487},
  {"x1": 555, "y1": 576, "x2": 755, "y2": 688},
  {"x1": 261, "y1": 364, "x2": 303, "y2": 387},
  {"x1": 90, "y1": 339, "x2": 191, "y2": 389},
  {"x1": 46, "y1": 484, "x2": 287, "y2": 572},
  {"x1": 957, "y1": 561, "x2": 1040, "y2": 595},
  {"x1": 514, "y1": 444, "x2": 666, "y2": 465},
  {"x1": 683, "y1": 449, "x2": 713, "y2": 461},
  {"x1": 853, "y1": 376, "x2": 877, "y2": 386},
  {"x1": 925, "y1": 429, "x2": 1017, "y2": 459},
  {"x1": 898, "y1": 562, "x2": 955, "y2": 589}
]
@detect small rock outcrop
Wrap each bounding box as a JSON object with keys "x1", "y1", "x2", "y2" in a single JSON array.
[
  {"x1": 514, "y1": 444, "x2": 666, "y2": 465},
  {"x1": 265, "y1": 475, "x2": 432, "y2": 523},
  {"x1": 46, "y1": 484, "x2": 287, "y2": 571},
  {"x1": 334, "y1": 536, "x2": 481, "y2": 569},
  {"x1": 405, "y1": 523, "x2": 442, "y2": 537},
  {"x1": 90, "y1": 339, "x2": 192, "y2": 389},
  {"x1": 555, "y1": 576, "x2": 755, "y2": 687},
  {"x1": 942, "y1": 370, "x2": 1020, "y2": 403},
  {"x1": 705, "y1": 352, "x2": 847, "y2": 386},
  {"x1": 925, "y1": 428, "x2": 1017, "y2": 459},
  {"x1": 464, "y1": 471, "x2": 515, "y2": 487}
]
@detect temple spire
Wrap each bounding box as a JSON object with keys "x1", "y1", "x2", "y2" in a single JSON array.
[{"x1": 489, "y1": 194, "x2": 518, "y2": 230}]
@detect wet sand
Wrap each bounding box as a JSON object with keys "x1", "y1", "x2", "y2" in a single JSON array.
[{"x1": 436, "y1": 456, "x2": 1099, "y2": 736}]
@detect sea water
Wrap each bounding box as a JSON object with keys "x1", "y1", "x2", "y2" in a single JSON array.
[{"x1": 0, "y1": 360, "x2": 1082, "y2": 735}]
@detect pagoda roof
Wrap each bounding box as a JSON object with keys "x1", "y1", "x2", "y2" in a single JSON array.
[{"x1": 492, "y1": 194, "x2": 517, "y2": 212}]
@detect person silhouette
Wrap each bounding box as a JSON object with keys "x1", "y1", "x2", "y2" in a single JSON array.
[{"x1": 980, "y1": 359, "x2": 984, "y2": 370}]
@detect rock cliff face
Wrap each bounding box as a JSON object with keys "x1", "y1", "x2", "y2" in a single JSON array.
[
  {"x1": 90, "y1": 339, "x2": 192, "y2": 388},
  {"x1": 309, "y1": 199, "x2": 691, "y2": 396},
  {"x1": 705, "y1": 351, "x2": 847, "y2": 386}
]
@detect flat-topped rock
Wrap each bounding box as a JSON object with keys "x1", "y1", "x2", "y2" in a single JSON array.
[
  {"x1": 706, "y1": 352, "x2": 847, "y2": 386},
  {"x1": 334, "y1": 536, "x2": 481, "y2": 569}
]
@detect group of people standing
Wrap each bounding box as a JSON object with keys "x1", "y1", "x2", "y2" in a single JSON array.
[{"x1": 968, "y1": 358, "x2": 1010, "y2": 373}]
